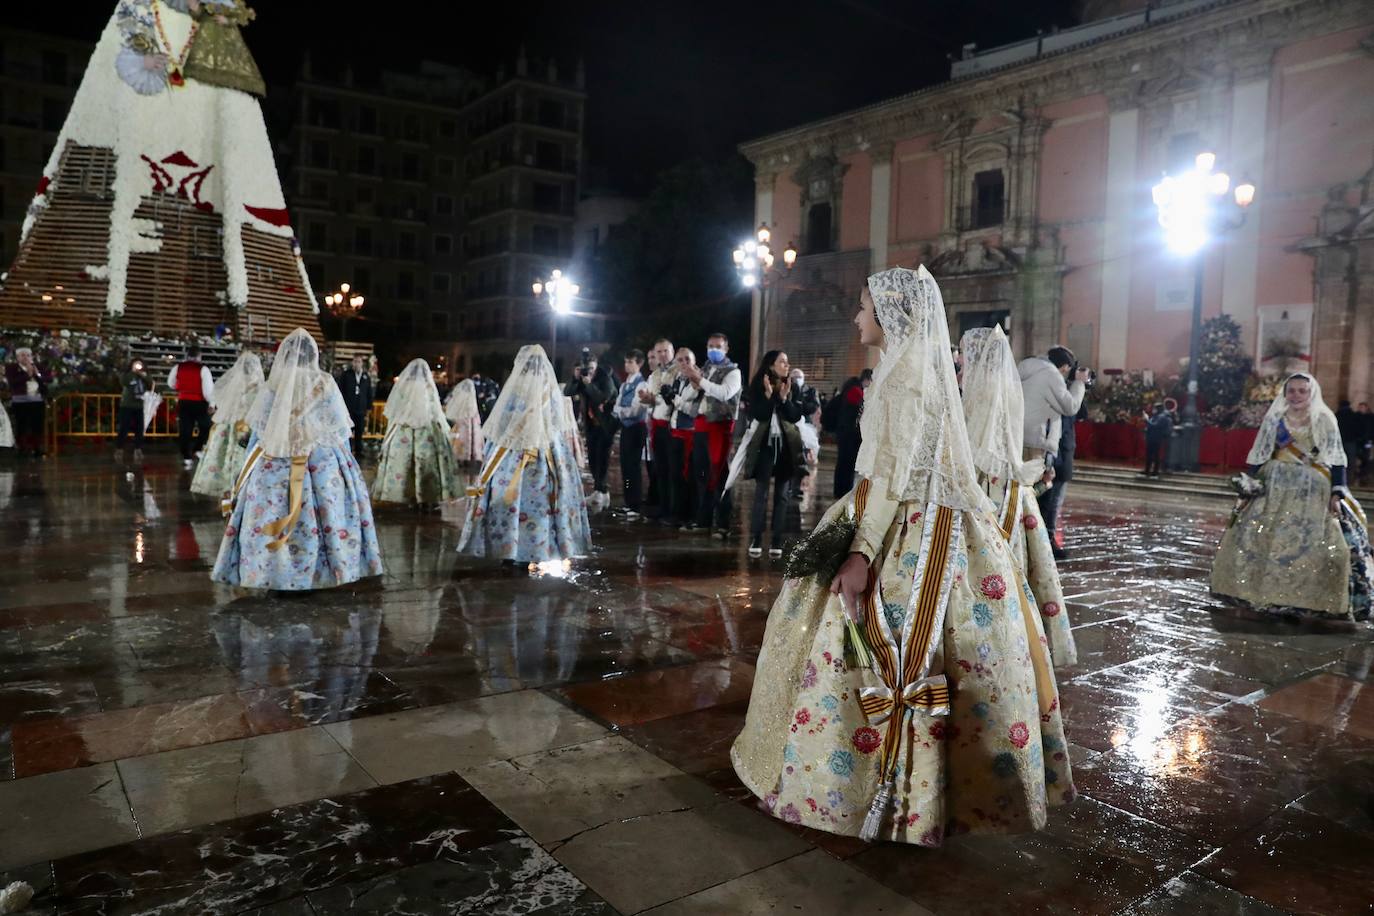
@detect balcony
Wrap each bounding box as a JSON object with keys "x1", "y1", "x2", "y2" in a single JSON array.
[
  {"x1": 956, "y1": 201, "x2": 1007, "y2": 233},
  {"x1": 464, "y1": 239, "x2": 572, "y2": 261},
  {"x1": 465, "y1": 196, "x2": 575, "y2": 221}
]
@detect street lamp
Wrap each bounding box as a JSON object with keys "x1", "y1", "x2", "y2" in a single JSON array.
[
  {"x1": 532, "y1": 269, "x2": 580, "y2": 369},
  {"x1": 733, "y1": 222, "x2": 797, "y2": 367},
  {"x1": 323, "y1": 281, "x2": 366, "y2": 342},
  {"x1": 1152, "y1": 151, "x2": 1256, "y2": 470}
]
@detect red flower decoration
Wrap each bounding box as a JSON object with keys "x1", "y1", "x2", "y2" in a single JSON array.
[
  {"x1": 852, "y1": 727, "x2": 881, "y2": 754},
  {"x1": 1043, "y1": 601, "x2": 1061, "y2": 617},
  {"x1": 980, "y1": 575, "x2": 1007, "y2": 600},
  {"x1": 929, "y1": 721, "x2": 953, "y2": 741},
  {"x1": 1023, "y1": 514, "x2": 1038, "y2": 529},
  {"x1": 794, "y1": 709, "x2": 811, "y2": 726},
  {"x1": 1008, "y1": 721, "x2": 1030, "y2": 749}
]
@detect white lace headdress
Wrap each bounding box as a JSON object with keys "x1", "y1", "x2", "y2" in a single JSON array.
[
  {"x1": 245, "y1": 329, "x2": 352, "y2": 457},
  {"x1": 856, "y1": 265, "x2": 993, "y2": 513},
  {"x1": 208, "y1": 350, "x2": 264, "y2": 425},
  {"x1": 1246, "y1": 371, "x2": 1345, "y2": 468},
  {"x1": 960, "y1": 326, "x2": 1037, "y2": 484},
  {"x1": 445, "y1": 378, "x2": 480, "y2": 422},
  {"x1": 482, "y1": 345, "x2": 569, "y2": 453},
  {"x1": 383, "y1": 358, "x2": 446, "y2": 429}
]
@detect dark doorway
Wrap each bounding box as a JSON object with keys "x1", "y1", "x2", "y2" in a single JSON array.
[
  {"x1": 957, "y1": 309, "x2": 1011, "y2": 343},
  {"x1": 806, "y1": 203, "x2": 833, "y2": 255}
]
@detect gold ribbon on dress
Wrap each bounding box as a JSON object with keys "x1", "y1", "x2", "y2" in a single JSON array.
[
  {"x1": 1013, "y1": 573, "x2": 1056, "y2": 715},
  {"x1": 998, "y1": 479, "x2": 1021, "y2": 541},
  {"x1": 467, "y1": 446, "x2": 509, "y2": 497},
  {"x1": 262, "y1": 457, "x2": 308, "y2": 552},
  {"x1": 222, "y1": 444, "x2": 264, "y2": 516},
  {"x1": 503, "y1": 450, "x2": 538, "y2": 504},
  {"x1": 1276, "y1": 442, "x2": 1369, "y2": 525}
]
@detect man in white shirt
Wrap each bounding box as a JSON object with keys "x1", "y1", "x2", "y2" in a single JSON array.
[
  {"x1": 679, "y1": 332, "x2": 742, "y2": 536},
  {"x1": 639, "y1": 338, "x2": 679, "y2": 522},
  {"x1": 167, "y1": 344, "x2": 216, "y2": 470}
]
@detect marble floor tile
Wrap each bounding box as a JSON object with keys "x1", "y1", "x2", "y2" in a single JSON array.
[
  {"x1": 556, "y1": 657, "x2": 756, "y2": 727},
  {"x1": 10, "y1": 691, "x2": 258, "y2": 778},
  {"x1": 642, "y1": 848, "x2": 928, "y2": 915},
  {"x1": 305, "y1": 837, "x2": 617, "y2": 914},
  {"x1": 1257, "y1": 672, "x2": 1374, "y2": 740},
  {"x1": 0, "y1": 763, "x2": 139, "y2": 871},
  {"x1": 323, "y1": 689, "x2": 607, "y2": 785},
  {"x1": 47, "y1": 772, "x2": 517, "y2": 914},
  {"x1": 462, "y1": 735, "x2": 722, "y2": 844},
  {"x1": 1118, "y1": 871, "x2": 1295, "y2": 915},
  {"x1": 551, "y1": 799, "x2": 810, "y2": 914},
  {"x1": 1198, "y1": 807, "x2": 1374, "y2": 914},
  {"x1": 116, "y1": 727, "x2": 376, "y2": 837},
  {"x1": 618, "y1": 700, "x2": 749, "y2": 775}
]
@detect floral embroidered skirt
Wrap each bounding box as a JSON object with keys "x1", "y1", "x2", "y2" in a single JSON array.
[
  {"x1": 731, "y1": 495, "x2": 1074, "y2": 846},
  {"x1": 458, "y1": 438, "x2": 591, "y2": 564},
  {"x1": 190, "y1": 421, "x2": 250, "y2": 498},
  {"x1": 450, "y1": 416, "x2": 484, "y2": 464},
  {"x1": 371, "y1": 421, "x2": 462, "y2": 505},
  {"x1": 994, "y1": 481, "x2": 1077, "y2": 667},
  {"x1": 212, "y1": 441, "x2": 384, "y2": 591},
  {"x1": 1212, "y1": 459, "x2": 1360, "y2": 619}
]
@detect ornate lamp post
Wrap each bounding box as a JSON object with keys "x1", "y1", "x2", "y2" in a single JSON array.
[
  {"x1": 323, "y1": 282, "x2": 365, "y2": 342},
  {"x1": 1152, "y1": 152, "x2": 1256, "y2": 470},
  {"x1": 733, "y1": 222, "x2": 796, "y2": 369},
  {"x1": 532, "y1": 269, "x2": 579, "y2": 370}
]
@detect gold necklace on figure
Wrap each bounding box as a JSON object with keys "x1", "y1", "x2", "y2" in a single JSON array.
[{"x1": 152, "y1": 0, "x2": 200, "y2": 88}]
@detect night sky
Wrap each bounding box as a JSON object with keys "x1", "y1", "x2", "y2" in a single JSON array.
[{"x1": 12, "y1": 1, "x2": 1080, "y2": 193}]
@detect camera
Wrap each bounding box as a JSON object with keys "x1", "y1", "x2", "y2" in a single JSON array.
[
  {"x1": 1068, "y1": 362, "x2": 1097, "y2": 390},
  {"x1": 578, "y1": 348, "x2": 594, "y2": 371}
]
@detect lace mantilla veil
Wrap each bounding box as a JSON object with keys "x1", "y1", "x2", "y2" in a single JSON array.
[
  {"x1": 245, "y1": 328, "x2": 352, "y2": 457},
  {"x1": 1246, "y1": 371, "x2": 1346, "y2": 469},
  {"x1": 209, "y1": 350, "x2": 264, "y2": 425},
  {"x1": 383, "y1": 358, "x2": 447, "y2": 429},
  {"x1": 445, "y1": 378, "x2": 480, "y2": 422},
  {"x1": 855, "y1": 265, "x2": 993, "y2": 514},
  {"x1": 482, "y1": 345, "x2": 571, "y2": 453},
  {"x1": 960, "y1": 326, "x2": 1040, "y2": 485}
]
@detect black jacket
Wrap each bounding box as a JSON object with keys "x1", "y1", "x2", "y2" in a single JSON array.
[
  {"x1": 337, "y1": 368, "x2": 374, "y2": 419},
  {"x1": 746, "y1": 383, "x2": 805, "y2": 480},
  {"x1": 564, "y1": 365, "x2": 618, "y2": 430}
]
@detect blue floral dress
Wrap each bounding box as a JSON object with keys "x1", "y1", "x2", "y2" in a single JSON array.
[
  {"x1": 212, "y1": 392, "x2": 384, "y2": 590},
  {"x1": 458, "y1": 428, "x2": 591, "y2": 564}
]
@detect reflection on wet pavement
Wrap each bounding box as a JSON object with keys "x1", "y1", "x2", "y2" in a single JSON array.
[{"x1": 0, "y1": 459, "x2": 1371, "y2": 913}]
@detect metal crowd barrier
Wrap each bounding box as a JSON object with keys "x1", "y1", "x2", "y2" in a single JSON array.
[{"x1": 43, "y1": 393, "x2": 389, "y2": 455}]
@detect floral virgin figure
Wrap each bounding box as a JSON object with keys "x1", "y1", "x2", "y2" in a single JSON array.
[
  {"x1": 1213, "y1": 372, "x2": 1373, "y2": 621},
  {"x1": 731, "y1": 266, "x2": 1073, "y2": 846},
  {"x1": 213, "y1": 329, "x2": 384, "y2": 591},
  {"x1": 458, "y1": 345, "x2": 590, "y2": 566}
]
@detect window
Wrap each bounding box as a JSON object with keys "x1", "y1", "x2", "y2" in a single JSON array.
[
  {"x1": 459, "y1": 273, "x2": 468, "y2": 293},
  {"x1": 398, "y1": 231, "x2": 416, "y2": 259},
  {"x1": 397, "y1": 271, "x2": 414, "y2": 299},
  {"x1": 356, "y1": 185, "x2": 374, "y2": 205},
  {"x1": 538, "y1": 99, "x2": 564, "y2": 129},
  {"x1": 397, "y1": 310, "x2": 414, "y2": 336},
  {"x1": 307, "y1": 98, "x2": 340, "y2": 128},
  {"x1": 354, "y1": 267, "x2": 371, "y2": 291},
  {"x1": 307, "y1": 263, "x2": 323, "y2": 289},
  {"x1": 532, "y1": 182, "x2": 561, "y2": 213},
  {"x1": 434, "y1": 194, "x2": 454, "y2": 216},
  {"x1": 307, "y1": 221, "x2": 327, "y2": 251},
  {"x1": 430, "y1": 312, "x2": 449, "y2": 335},
  {"x1": 432, "y1": 272, "x2": 451, "y2": 293},
  {"x1": 805, "y1": 203, "x2": 832, "y2": 254},
  {"x1": 436, "y1": 157, "x2": 456, "y2": 178},
  {"x1": 401, "y1": 153, "x2": 420, "y2": 181},
  {"x1": 535, "y1": 140, "x2": 562, "y2": 171},
  {"x1": 41, "y1": 97, "x2": 65, "y2": 132},
  {"x1": 971, "y1": 169, "x2": 1004, "y2": 229},
  {"x1": 439, "y1": 119, "x2": 456, "y2": 139},
  {"x1": 357, "y1": 105, "x2": 377, "y2": 134},
  {"x1": 354, "y1": 226, "x2": 373, "y2": 256},
  {"x1": 1167, "y1": 132, "x2": 1202, "y2": 174},
  {"x1": 532, "y1": 225, "x2": 560, "y2": 255},
  {"x1": 433, "y1": 234, "x2": 453, "y2": 255},
  {"x1": 309, "y1": 140, "x2": 330, "y2": 168},
  {"x1": 356, "y1": 146, "x2": 377, "y2": 175},
  {"x1": 405, "y1": 114, "x2": 421, "y2": 141},
  {"x1": 308, "y1": 179, "x2": 328, "y2": 200},
  {"x1": 41, "y1": 51, "x2": 66, "y2": 85}
]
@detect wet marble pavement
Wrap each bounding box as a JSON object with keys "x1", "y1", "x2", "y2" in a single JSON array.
[{"x1": 0, "y1": 457, "x2": 1372, "y2": 915}]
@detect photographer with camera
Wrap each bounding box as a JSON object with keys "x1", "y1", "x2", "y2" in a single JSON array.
[
  {"x1": 1018, "y1": 345, "x2": 1092, "y2": 560},
  {"x1": 564, "y1": 348, "x2": 619, "y2": 510}
]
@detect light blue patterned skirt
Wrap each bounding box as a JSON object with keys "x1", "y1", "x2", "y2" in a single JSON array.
[{"x1": 458, "y1": 438, "x2": 591, "y2": 564}]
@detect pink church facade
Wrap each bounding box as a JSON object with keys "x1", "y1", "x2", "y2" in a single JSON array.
[{"x1": 742, "y1": 0, "x2": 1374, "y2": 403}]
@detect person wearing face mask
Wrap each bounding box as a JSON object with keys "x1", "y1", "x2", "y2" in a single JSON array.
[
  {"x1": 1212, "y1": 372, "x2": 1374, "y2": 622},
  {"x1": 679, "y1": 333, "x2": 742, "y2": 537}
]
